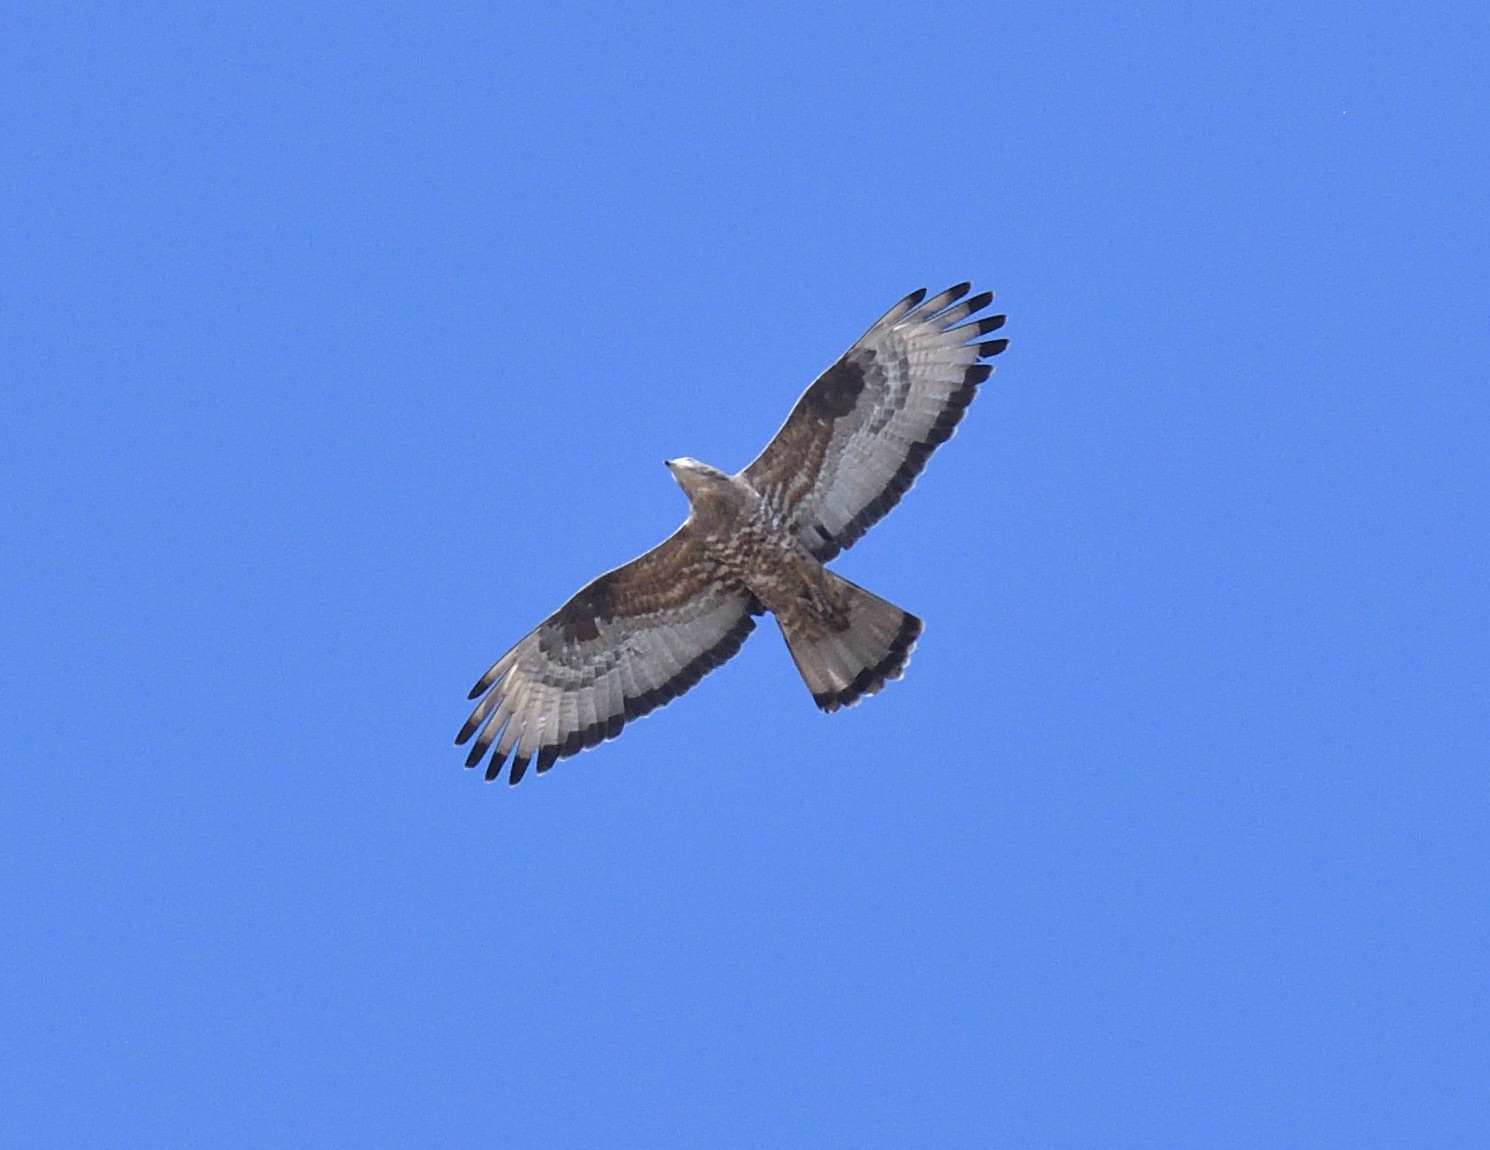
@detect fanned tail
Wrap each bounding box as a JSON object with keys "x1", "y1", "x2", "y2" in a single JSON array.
[{"x1": 779, "y1": 573, "x2": 922, "y2": 712}]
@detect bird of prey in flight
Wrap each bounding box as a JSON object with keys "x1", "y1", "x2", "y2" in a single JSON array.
[{"x1": 457, "y1": 283, "x2": 1008, "y2": 785}]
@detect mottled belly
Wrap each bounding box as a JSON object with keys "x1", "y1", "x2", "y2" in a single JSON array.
[{"x1": 705, "y1": 526, "x2": 850, "y2": 639}]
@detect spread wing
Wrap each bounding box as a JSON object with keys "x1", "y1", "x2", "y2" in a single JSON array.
[
  {"x1": 742, "y1": 283, "x2": 1008, "y2": 561},
  {"x1": 455, "y1": 524, "x2": 760, "y2": 785}
]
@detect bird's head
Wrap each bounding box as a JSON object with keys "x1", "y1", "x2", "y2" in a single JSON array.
[{"x1": 665, "y1": 457, "x2": 731, "y2": 508}]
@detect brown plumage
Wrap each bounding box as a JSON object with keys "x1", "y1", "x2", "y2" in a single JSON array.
[{"x1": 457, "y1": 283, "x2": 1009, "y2": 784}]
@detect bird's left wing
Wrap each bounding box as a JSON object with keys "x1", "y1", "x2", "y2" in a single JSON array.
[
  {"x1": 456, "y1": 524, "x2": 760, "y2": 785},
  {"x1": 742, "y1": 283, "x2": 1008, "y2": 560}
]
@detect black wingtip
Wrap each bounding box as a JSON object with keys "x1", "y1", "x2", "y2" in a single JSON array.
[
  {"x1": 467, "y1": 679, "x2": 488, "y2": 700},
  {"x1": 950, "y1": 313, "x2": 1006, "y2": 342},
  {"x1": 483, "y1": 747, "x2": 510, "y2": 782},
  {"x1": 913, "y1": 282, "x2": 973, "y2": 321},
  {"x1": 508, "y1": 755, "x2": 531, "y2": 786},
  {"x1": 978, "y1": 338, "x2": 1010, "y2": 359},
  {"x1": 969, "y1": 313, "x2": 1005, "y2": 336},
  {"x1": 465, "y1": 738, "x2": 489, "y2": 770},
  {"x1": 455, "y1": 712, "x2": 484, "y2": 747},
  {"x1": 536, "y1": 745, "x2": 560, "y2": 775},
  {"x1": 930, "y1": 282, "x2": 973, "y2": 313}
]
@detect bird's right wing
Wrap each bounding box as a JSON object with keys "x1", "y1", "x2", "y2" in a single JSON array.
[
  {"x1": 456, "y1": 524, "x2": 760, "y2": 785},
  {"x1": 742, "y1": 283, "x2": 1007, "y2": 560}
]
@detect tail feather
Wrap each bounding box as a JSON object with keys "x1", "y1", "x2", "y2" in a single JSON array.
[{"x1": 780, "y1": 574, "x2": 923, "y2": 712}]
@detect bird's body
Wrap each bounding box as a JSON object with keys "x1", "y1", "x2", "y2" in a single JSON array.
[
  {"x1": 667, "y1": 458, "x2": 847, "y2": 639},
  {"x1": 457, "y1": 283, "x2": 1009, "y2": 784}
]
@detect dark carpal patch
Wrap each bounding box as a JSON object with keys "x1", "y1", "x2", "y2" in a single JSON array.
[
  {"x1": 802, "y1": 353, "x2": 870, "y2": 420},
  {"x1": 552, "y1": 573, "x2": 618, "y2": 642}
]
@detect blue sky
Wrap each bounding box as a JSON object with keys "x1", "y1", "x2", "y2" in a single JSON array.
[{"x1": 3, "y1": 2, "x2": 1486, "y2": 1146}]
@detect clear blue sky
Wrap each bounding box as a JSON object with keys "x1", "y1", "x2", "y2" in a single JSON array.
[{"x1": 3, "y1": 3, "x2": 1486, "y2": 1146}]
